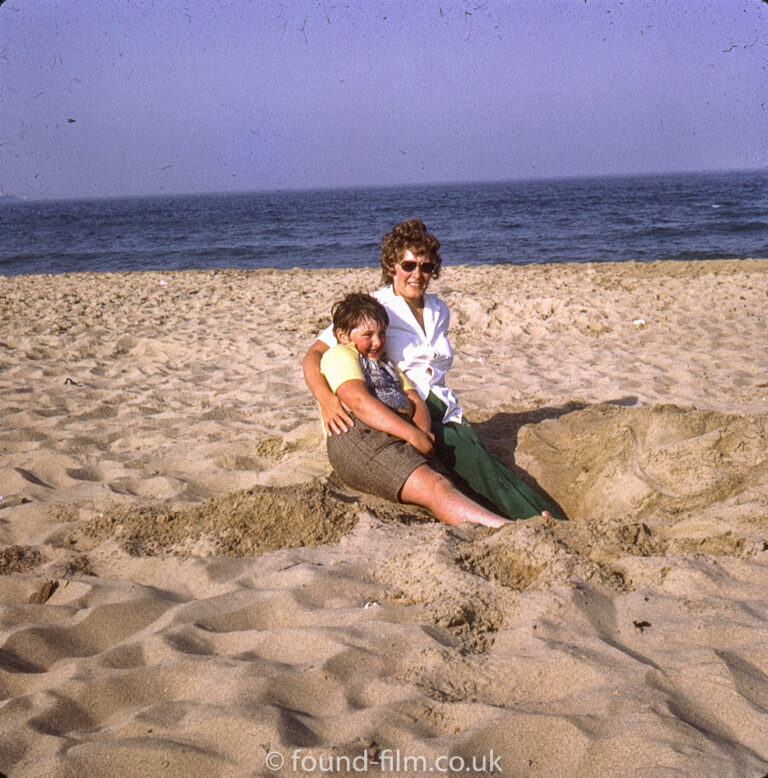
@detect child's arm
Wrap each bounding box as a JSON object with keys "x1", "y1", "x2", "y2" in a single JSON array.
[
  {"x1": 407, "y1": 390, "x2": 433, "y2": 438},
  {"x1": 336, "y1": 380, "x2": 434, "y2": 456}
]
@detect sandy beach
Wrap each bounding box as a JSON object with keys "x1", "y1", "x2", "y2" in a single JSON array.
[{"x1": 1, "y1": 259, "x2": 768, "y2": 777}]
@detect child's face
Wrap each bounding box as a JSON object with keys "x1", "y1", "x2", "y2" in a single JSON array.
[{"x1": 338, "y1": 317, "x2": 386, "y2": 362}]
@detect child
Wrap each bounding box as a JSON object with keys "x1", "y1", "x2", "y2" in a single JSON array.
[{"x1": 320, "y1": 292, "x2": 509, "y2": 528}]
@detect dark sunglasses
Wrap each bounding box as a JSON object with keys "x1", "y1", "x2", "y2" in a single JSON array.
[{"x1": 398, "y1": 260, "x2": 436, "y2": 274}]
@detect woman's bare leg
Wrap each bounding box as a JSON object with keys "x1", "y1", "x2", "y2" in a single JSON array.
[{"x1": 400, "y1": 465, "x2": 509, "y2": 528}]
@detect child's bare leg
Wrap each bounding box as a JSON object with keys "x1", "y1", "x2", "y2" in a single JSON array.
[{"x1": 400, "y1": 465, "x2": 509, "y2": 528}]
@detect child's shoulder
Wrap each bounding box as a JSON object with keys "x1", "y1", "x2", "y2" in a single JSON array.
[
  {"x1": 324, "y1": 342, "x2": 358, "y2": 359},
  {"x1": 320, "y1": 343, "x2": 365, "y2": 391},
  {"x1": 320, "y1": 342, "x2": 361, "y2": 372}
]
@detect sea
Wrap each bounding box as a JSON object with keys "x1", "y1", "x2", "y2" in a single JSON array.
[{"x1": 1, "y1": 170, "x2": 766, "y2": 277}]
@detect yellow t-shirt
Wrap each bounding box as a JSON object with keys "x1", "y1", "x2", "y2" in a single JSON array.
[{"x1": 320, "y1": 343, "x2": 414, "y2": 394}]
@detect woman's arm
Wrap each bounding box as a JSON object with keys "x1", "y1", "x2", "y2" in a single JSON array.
[
  {"x1": 302, "y1": 340, "x2": 354, "y2": 434},
  {"x1": 336, "y1": 380, "x2": 434, "y2": 456},
  {"x1": 407, "y1": 390, "x2": 433, "y2": 439}
]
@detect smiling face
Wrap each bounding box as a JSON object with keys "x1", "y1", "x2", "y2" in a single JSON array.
[
  {"x1": 338, "y1": 317, "x2": 387, "y2": 362},
  {"x1": 393, "y1": 248, "x2": 434, "y2": 306}
]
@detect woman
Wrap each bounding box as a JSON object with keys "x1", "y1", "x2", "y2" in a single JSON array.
[{"x1": 302, "y1": 218, "x2": 564, "y2": 521}]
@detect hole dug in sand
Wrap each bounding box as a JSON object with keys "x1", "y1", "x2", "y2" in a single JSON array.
[
  {"x1": 457, "y1": 403, "x2": 768, "y2": 593},
  {"x1": 515, "y1": 403, "x2": 768, "y2": 524}
]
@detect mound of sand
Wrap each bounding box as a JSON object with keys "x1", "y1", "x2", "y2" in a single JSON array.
[{"x1": 81, "y1": 478, "x2": 363, "y2": 558}]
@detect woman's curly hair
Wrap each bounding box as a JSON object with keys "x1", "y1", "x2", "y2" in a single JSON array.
[{"x1": 380, "y1": 218, "x2": 442, "y2": 286}]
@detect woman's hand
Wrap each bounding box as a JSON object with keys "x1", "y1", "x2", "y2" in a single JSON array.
[
  {"x1": 320, "y1": 394, "x2": 354, "y2": 435},
  {"x1": 303, "y1": 339, "x2": 354, "y2": 434}
]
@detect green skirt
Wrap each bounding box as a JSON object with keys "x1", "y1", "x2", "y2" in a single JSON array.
[{"x1": 426, "y1": 393, "x2": 566, "y2": 521}]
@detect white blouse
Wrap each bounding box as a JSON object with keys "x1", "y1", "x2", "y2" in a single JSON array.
[{"x1": 318, "y1": 285, "x2": 463, "y2": 424}]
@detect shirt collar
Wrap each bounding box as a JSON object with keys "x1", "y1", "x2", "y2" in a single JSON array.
[{"x1": 382, "y1": 284, "x2": 432, "y2": 335}]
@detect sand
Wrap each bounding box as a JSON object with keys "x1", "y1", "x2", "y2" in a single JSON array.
[{"x1": 1, "y1": 259, "x2": 767, "y2": 777}]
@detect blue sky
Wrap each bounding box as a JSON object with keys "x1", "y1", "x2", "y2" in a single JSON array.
[{"x1": 1, "y1": 0, "x2": 766, "y2": 200}]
